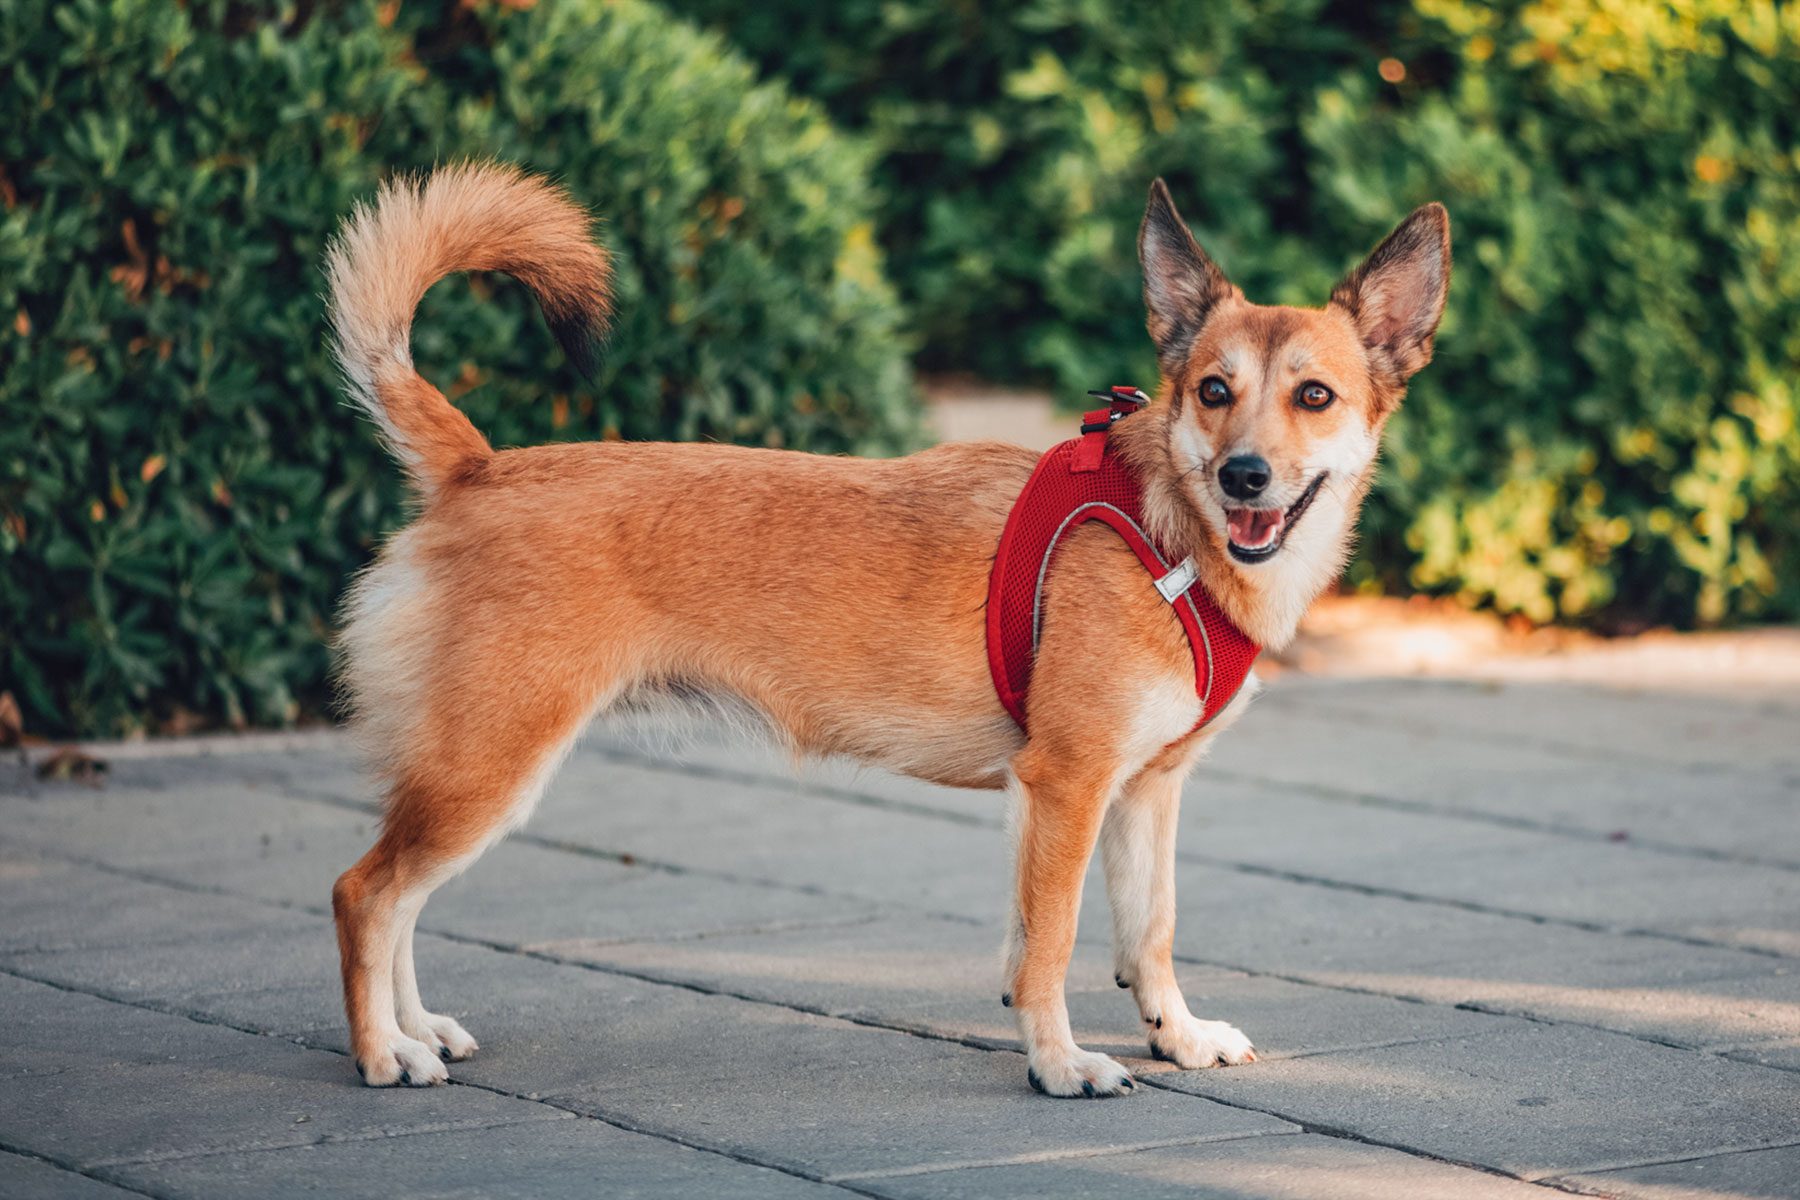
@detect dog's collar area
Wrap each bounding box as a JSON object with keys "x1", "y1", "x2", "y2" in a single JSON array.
[
  {"x1": 986, "y1": 386, "x2": 1261, "y2": 740},
  {"x1": 1080, "y1": 385, "x2": 1151, "y2": 433}
]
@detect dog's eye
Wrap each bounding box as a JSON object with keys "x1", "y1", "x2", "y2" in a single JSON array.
[
  {"x1": 1199, "y1": 377, "x2": 1231, "y2": 407},
  {"x1": 1296, "y1": 382, "x2": 1335, "y2": 410}
]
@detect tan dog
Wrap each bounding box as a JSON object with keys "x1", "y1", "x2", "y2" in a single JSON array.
[{"x1": 326, "y1": 163, "x2": 1449, "y2": 1096}]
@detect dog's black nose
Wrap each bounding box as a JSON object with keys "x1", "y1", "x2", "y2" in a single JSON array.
[{"x1": 1218, "y1": 455, "x2": 1272, "y2": 501}]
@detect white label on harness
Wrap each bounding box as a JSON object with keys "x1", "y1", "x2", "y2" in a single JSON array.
[{"x1": 1154, "y1": 555, "x2": 1199, "y2": 603}]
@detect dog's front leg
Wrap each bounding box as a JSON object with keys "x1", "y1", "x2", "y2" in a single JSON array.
[
  {"x1": 1006, "y1": 746, "x2": 1136, "y2": 1097},
  {"x1": 1101, "y1": 767, "x2": 1255, "y2": 1069}
]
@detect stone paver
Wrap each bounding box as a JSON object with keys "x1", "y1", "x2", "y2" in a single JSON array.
[
  {"x1": 856, "y1": 1134, "x2": 1556, "y2": 1199},
  {"x1": 4, "y1": 661, "x2": 1799, "y2": 1199},
  {"x1": 1561, "y1": 1145, "x2": 1800, "y2": 1200}
]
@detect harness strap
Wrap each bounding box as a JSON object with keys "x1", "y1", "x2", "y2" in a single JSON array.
[{"x1": 985, "y1": 387, "x2": 1260, "y2": 737}]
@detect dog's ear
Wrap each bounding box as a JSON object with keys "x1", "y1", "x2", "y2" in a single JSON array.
[
  {"x1": 1330, "y1": 204, "x2": 1451, "y2": 387},
  {"x1": 1139, "y1": 179, "x2": 1234, "y2": 374}
]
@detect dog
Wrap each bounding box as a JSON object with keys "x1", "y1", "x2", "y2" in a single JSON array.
[{"x1": 326, "y1": 163, "x2": 1449, "y2": 1096}]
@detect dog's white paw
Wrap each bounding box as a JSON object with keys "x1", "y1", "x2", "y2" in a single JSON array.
[
  {"x1": 1026, "y1": 1046, "x2": 1137, "y2": 1098},
  {"x1": 402, "y1": 1013, "x2": 479, "y2": 1063},
  {"x1": 357, "y1": 1036, "x2": 451, "y2": 1087},
  {"x1": 1149, "y1": 1014, "x2": 1257, "y2": 1069}
]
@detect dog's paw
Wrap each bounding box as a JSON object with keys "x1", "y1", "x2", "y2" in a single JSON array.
[
  {"x1": 1148, "y1": 1015, "x2": 1257, "y2": 1069},
  {"x1": 403, "y1": 1013, "x2": 479, "y2": 1063},
  {"x1": 356, "y1": 1036, "x2": 451, "y2": 1087},
  {"x1": 1026, "y1": 1047, "x2": 1137, "y2": 1098}
]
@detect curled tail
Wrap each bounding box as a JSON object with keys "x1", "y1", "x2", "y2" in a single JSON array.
[{"x1": 325, "y1": 163, "x2": 612, "y2": 493}]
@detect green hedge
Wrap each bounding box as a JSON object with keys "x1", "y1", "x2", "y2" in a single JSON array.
[
  {"x1": 1310, "y1": 1, "x2": 1800, "y2": 625},
  {"x1": 661, "y1": 0, "x2": 1357, "y2": 391},
  {"x1": 0, "y1": 0, "x2": 918, "y2": 739},
  {"x1": 675, "y1": 0, "x2": 1800, "y2": 627}
]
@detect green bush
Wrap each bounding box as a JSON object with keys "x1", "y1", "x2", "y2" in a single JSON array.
[
  {"x1": 0, "y1": 0, "x2": 918, "y2": 739},
  {"x1": 665, "y1": 0, "x2": 1350, "y2": 390},
  {"x1": 679, "y1": 0, "x2": 1800, "y2": 627},
  {"x1": 1309, "y1": 0, "x2": 1800, "y2": 625}
]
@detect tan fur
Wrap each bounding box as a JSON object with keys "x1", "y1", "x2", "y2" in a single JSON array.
[{"x1": 326, "y1": 164, "x2": 1449, "y2": 1095}]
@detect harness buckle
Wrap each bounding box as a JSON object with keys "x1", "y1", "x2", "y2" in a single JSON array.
[{"x1": 1153, "y1": 555, "x2": 1199, "y2": 603}]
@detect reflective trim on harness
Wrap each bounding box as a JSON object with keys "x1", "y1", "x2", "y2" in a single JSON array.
[{"x1": 1153, "y1": 555, "x2": 1199, "y2": 604}]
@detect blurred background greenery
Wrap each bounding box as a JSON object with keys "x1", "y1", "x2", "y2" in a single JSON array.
[{"x1": 2, "y1": 0, "x2": 1796, "y2": 738}]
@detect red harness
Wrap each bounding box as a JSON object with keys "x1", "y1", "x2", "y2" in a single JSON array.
[{"x1": 986, "y1": 387, "x2": 1261, "y2": 735}]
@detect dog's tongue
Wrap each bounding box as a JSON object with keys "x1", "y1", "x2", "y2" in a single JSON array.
[{"x1": 1227, "y1": 507, "x2": 1285, "y2": 549}]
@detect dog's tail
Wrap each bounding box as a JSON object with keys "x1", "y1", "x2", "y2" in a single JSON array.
[{"x1": 324, "y1": 162, "x2": 611, "y2": 494}]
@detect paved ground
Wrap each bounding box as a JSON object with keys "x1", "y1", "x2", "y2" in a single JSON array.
[{"x1": 3, "y1": 661, "x2": 1799, "y2": 1199}]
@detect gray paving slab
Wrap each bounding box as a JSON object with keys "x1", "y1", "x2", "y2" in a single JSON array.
[
  {"x1": 0, "y1": 972, "x2": 564, "y2": 1172},
  {"x1": 1267, "y1": 674, "x2": 1800, "y2": 776},
  {"x1": 1205, "y1": 697, "x2": 1800, "y2": 863},
  {"x1": 6, "y1": 662, "x2": 1800, "y2": 1197},
  {"x1": 4, "y1": 895, "x2": 1294, "y2": 1182},
  {"x1": 556, "y1": 913, "x2": 1520, "y2": 1062},
  {"x1": 1176, "y1": 784, "x2": 1800, "y2": 957},
  {"x1": 853, "y1": 1132, "x2": 1555, "y2": 1199},
  {"x1": 0, "y1": 1153, "x2": 141, "y2": 1200},
  {"x1": 1560, "y1": 1143, "x2": 1800, "y2": 1199},
  {"x1": 1723, "y1": 1040, "x2": 1800, "y2": 1071},
  {"x1": 1152, "y1": 1021, "x2": 1800, "y2": 1181},
  {"x1": 0, "y1": 846, "x2": 319, "y2": 953},
  {"x1": 106, "y1": 1115, "x2": 849, "y2": 1200},
  {"x1": 0, "y1": 860, "x2": 865, "y2": 1052},
  {"x1": 1164, "y1": 862, "x2": 1800, "y2": 1052},
  {"x1": 411, "y1": 948, "x2": 1295, "y2": 1180},
  {"x1": 1, "y1": 774, "x2": 881, "y2": 943},
  {"x1": 597, "y1": 713, "x2": 1800, "y2": 959},
  {"x1": 533, "y1": 755, "x2": 1009, "y2": 916}
]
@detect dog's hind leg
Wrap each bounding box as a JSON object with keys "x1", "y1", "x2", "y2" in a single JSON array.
[
  {"x1": 333, "y1": 659, "x2": 611, "y2": 1087},
  {"x1": 1101, "y1": 766, "x2": 1255, "y2": 1069}
]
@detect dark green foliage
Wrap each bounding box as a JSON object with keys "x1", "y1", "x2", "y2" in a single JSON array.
[
  {"x1": 662, "y1": 0, "x2": 1365, "y2": 389},
  {"x1": 0, "y1": 0, "x2": 917, "y2": 738},
  {"x1": 674, "y1": 0, "x2": 1800, "y2": 626}
]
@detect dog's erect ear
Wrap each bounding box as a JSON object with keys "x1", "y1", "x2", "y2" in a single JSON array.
[
  {"x1": 1330, "y1": 204, "x2": 1451, "y2": 387},
  {"x1": 1139, "y1": 179, "x2": 1234, "y2": 374}
]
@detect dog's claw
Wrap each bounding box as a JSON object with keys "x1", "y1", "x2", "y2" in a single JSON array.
[
  {"x1": 1027, "y1": 1068, "x2": 1044, "y2": 1094},
  {"x1": 1001, "y1": 993, "x2": 1012, "y2": 1008}
]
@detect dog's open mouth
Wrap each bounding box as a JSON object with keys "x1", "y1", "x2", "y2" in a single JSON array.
[{"x1": 1225, "y1": 472, "x2": 1328, "y2": 564}]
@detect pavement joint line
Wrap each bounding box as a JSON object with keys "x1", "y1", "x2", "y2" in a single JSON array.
[
  {"x1": 0, "y1": 1140, "x2": 169, "y2": 1200},
  {"x1": 1533, "y1": 1136, "x2": 1800, "y2": 1187},
  {"x1": 80, "y1": 1114, "x2": 573, "y2": 1171},
  {"x1": 0, "y1": 864, "x2": 1777, "y2": 1195},
  {"x1": 494, "y1": 947, "x2": 1577, "y2": 1195},
  {"x1": 43, "y1": 724, "x2": 1797, "y2": 941},
  {"x1": 590, "y1": 742, "x2": 998, "y2": 829},
  {"x1": 521, "y1": 910, "x2": 891, "y2": 953},
  {"x1": 821, "y1": 1128, "x2": 1304, "y2": 1182},
  {"x1": 0, "y1": 960, "x2": 886, "y2": 1199},
  {"x1": 535, "y1": 748, "x2": 1800, "y2": 964},
  {"x1": 11, "y1": 821, "x2": 1799, "y2": 1081},
  {"x1": 1261, "y1": 690, "x2": 1800, "y2": 784},
  {"x1": 1198, "y1": 762, "x2": 1800, "y2": 874},
  {"x1": 1123, "y1": 1064, "x2": 1593, "y2": 1197},
  {"x1": 0, "y1": 895, "x2": 1599, "y2": 1194},
  {"x1": 525, "y1": 737, "x2": 1800, "y2": 949},
  {"x1": 1179, "y1": 853, "x2": 1797, "y2": 962},
  {"x1": 1161, "y1": 950, "x2": 1800, "y2": 1074},
  {"x1": 277, "y1": 779, "x2": 987, "y2": 929}
]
